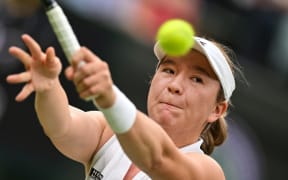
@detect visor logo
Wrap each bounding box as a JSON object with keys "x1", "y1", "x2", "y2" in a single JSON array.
[{"x1": 199, "y1": 40, "x2": 206, "y2": 46}]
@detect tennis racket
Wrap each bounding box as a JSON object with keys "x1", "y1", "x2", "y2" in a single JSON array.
[{"x1": 41, "y1": 0, "x2": 92, "y2": 100}]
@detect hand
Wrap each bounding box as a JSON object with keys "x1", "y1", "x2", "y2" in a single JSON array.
[
  {"x1": 65, "y1": 47, "x2": 116, "y2": 108},
  {"x1": 6, "y1": 34, "x2": 62, "y2": 102}
]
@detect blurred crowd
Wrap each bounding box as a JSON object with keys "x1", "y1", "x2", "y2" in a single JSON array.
[{"x1": 0, "y1": 0, "x2": 287, "y2": 179}]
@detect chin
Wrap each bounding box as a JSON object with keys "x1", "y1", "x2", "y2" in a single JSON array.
[{"x1": 153, "y1": 111, "x2": 178, "y2": 127}]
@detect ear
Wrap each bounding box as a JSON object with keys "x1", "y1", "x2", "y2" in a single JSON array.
[{"x1": 207, "y1": 101, "x2": 228, "y2": 123}]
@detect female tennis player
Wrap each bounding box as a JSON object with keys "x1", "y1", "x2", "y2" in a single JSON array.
[{"x1": 6, "y1": 33, "x2": 238, "y2": 180}]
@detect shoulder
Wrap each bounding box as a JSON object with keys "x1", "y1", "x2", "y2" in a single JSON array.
[
  {"x1": 85, "y1": 110, "x2": 115, "y2": 150},
  {"x1": 69, "y1": 106, "x2": 106, "y2": 127},
  {"x1": 186, "y1": 152, "x2": 225, "y2": 180},
  {"x1": 69, "y1": 106, "x2": 114, "y2": 152},
  {"x1": 150, "y1": 148, "x2": 225, "y2": 180}
]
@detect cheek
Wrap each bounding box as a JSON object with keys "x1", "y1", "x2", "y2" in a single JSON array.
[
  {"x1": 147, "y1": 90, "x2": 153, "y2": 114},
  {"x1": 147, "y1": 77, "x2": 164, "y2": 116},
  {"x1": 196, "y1": 83, "x2": 219, "y2": 107},
  {"x1": 147, "y1": 80, "x2": 157, "y2": 114},
  {"x1": 184, "y1": 91, "x2": 216, "y2": 119}
]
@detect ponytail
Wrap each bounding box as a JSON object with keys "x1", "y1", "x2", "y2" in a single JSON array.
[{"x1": 200, "y1": 117, "x2": 228, "y2": 155}]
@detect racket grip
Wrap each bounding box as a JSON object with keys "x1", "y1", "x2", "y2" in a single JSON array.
[
  {"x1": 44, "y1": 1, "x2": 97, "y2": 101},
  {"x1": 45, "y1": 2, "x2": 80, "y2": 64}
]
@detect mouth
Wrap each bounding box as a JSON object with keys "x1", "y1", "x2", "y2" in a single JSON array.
[{"x1": 159, "y1": 101, "x2": 182, "y2": 110}]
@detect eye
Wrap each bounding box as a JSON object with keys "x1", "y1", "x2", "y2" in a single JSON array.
[
  {"x1": 191, "y1": 76, "x2": 203, "y2": 83},
  {"x1": 162, "y1": 68, "x2": 174, "y2": 74}
]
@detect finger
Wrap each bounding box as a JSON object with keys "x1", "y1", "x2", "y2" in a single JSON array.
[
  {"x1": 81, "y1": 47, "x2": 101, "y2": 63},
  {"x1": 77, "y1": 61, "x2": 86, "y2": 69},
  {"x1": 70, "y1": 48, "x2": 84, "y2": 68},
  {"x1": 76, "y1": 73, "x2": 99, "y2": 93},
  {"x1": 77, "y1": 72, "x2": 113, "y2": 100},
  {"x1": 6, "y1": 72, "x2": 31, "y2": 84},
  {"x1": 79, "y1": 84, "x2": 100, "y2": 100},
  {"x1": 64, "y1": 66, "x2": 75, "y2": 80},
  {"x1": 9, "y1": 46, "x2": 32, "y2": 68},
  {"x1": 71, "y1": 47, "x2": 100, "y2": 68},
  {"x1": 46, "y1": 47, "x2": 55, "y2": 64},
  {"x1": 73, "y1": 66, "x2": 93, "y2": 85},
  {"x1": 73, "y1": 63, "x2": 98, "y2": 85},
  {"x1": 80, "y1": 60, "x2": 99, "y2": 74},
  {"x1": 76, "y1": 60, "x2": 107, "y2": 84},
  {"x1": 45, "y1": 47, "x2": 60, "y2": 68},
  {"x1": 73, "y1": 69, "x2": 87, "y2": 85},
  {"x1": 79, "y1": 83, "x2": 108, "y2": 101},
  {"x1": 15, "y1": 83, "x2": 34, "y2": 102},
  {"x1": 22, "y1": 34, "x2": 44, "y2": 60}
]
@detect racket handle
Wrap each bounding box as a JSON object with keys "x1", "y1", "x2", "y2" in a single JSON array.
[
  {"x1": 45, "y1": 1, "x2": 80, "y2": 64},
  {"x1": 44, "y1": 1, "x2": 96, "y2": 101}
]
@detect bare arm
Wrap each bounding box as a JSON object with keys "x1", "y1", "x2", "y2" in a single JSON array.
[
  {"x1": 117, "y1": 111, "x2": 225, "y2": 180},
  {"x1": 34, "y1": 78, "x2": 108, "y2": 166},
  {"x1": 6, "y1": 34, "x2": 111, "y2": 167}
]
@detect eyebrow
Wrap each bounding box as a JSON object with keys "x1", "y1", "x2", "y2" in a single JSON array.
[
  {"x1": 159, "y1": 58, "x2": 175, "y2": 66},
  {"x1": 159, "y1": 58, "x2": 214, "y2": 79}
]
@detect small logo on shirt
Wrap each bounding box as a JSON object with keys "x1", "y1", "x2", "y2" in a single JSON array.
[{"x1": 89, "y1": 168, "x2": 103, "y2": 180}]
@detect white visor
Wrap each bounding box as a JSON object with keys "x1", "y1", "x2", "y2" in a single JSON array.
[{"x1": 154, "y1": 36, "x2": 235, "y2": 101}]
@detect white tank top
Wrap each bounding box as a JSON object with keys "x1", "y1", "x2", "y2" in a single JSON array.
[{"x1": 85, "y1": 135, "x2": 203, "y2": 180}]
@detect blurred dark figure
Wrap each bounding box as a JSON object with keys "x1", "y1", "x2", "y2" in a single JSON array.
[{"x1": 201, "y1": 0, "x2": 284, "y2": 66}]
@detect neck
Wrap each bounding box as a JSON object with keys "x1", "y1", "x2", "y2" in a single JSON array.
[{"x1": 163, "y1": 127, "x2": 200, "y2": 148}]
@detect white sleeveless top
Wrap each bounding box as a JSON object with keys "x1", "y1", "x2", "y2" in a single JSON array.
[{"x1": 85, "y1": 135, "x2": 203, "y2": 180}]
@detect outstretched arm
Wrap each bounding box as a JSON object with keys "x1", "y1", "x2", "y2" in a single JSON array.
[
  {"x1": 116, "y1": 112, "x2": 224, "y2": 180},
  {"x1": 6, "y1": 34, "x2": 110, "y2": 167}
]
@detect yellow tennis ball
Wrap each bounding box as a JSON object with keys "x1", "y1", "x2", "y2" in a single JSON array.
[{"x1": 156, "y1": 19, "x2": 195, "y2": 56}]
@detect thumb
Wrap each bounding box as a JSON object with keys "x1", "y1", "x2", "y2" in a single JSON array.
[{"x1": 46, "y1": 47, "x2": 56, "y2": 65}]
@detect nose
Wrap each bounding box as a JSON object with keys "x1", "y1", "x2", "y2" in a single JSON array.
[{"x1": 167, "y1": 76, "x2": 183, "y2": 95}]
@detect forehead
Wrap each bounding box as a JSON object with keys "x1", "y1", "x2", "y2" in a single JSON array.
[{"x1": 160, "y1": 50, "x2": 218, "y2": 79}]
